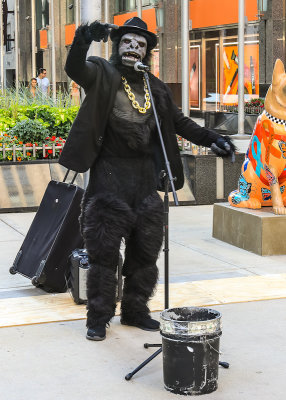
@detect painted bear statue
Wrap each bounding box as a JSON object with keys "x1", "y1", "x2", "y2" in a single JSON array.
[{"x1": 228, "y1": 59, "x2": 286, "y2": 215}]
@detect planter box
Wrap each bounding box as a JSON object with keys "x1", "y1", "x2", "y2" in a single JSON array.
[
  {"x1": 0, "y1": 160, "x2": 84, "y2": 212},
  {"x1": 204, "y1": 111, "x2": 257, "y2": 135},
  {"x1": 180, "y1": 152, "x2": 245, "y2": 205}
]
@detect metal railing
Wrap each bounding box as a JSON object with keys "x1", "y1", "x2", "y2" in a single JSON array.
[
  {"x1": 178, "y1": 138, "x2": 210, "y2": 155},
  {"x1": 1, "y1": 140, "x2": 210, "y2": 162},
  {"x1": 223, "y1": 104, "x2": 264, "y2": 114},
  {"x1": 1, "y1": 143, "x2": 64, "y2": 161}
]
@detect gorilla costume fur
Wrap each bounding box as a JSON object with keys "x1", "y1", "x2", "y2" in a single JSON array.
[{"x1": 59, "y1": 17, "x2": 235, "y2": 341}]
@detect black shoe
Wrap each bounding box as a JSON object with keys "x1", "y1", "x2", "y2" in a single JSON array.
[
  {"x1": 86, "y1": 325, "x2": 106, "y2": 341},
  {"x1": 121, "y1": 316, "x2": 160, "y2": 331}
]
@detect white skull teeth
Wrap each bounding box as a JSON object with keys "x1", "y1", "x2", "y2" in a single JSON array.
[{"x1": 122, "y1": 52, "x2": 140, "y2": 60}]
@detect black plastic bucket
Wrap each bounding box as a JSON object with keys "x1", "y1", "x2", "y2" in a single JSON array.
[{"x1": 160, "y1": 307, "x2": 222, "y2": 395}]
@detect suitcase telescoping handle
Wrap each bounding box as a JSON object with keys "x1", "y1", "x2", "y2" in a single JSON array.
[{"x1": 63, "y1": 169, "x2": 78, "y2": 185}]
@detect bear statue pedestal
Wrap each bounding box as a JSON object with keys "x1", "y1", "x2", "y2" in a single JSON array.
[{"x1": 213, "y1": 203, "x2": 286, "y2": 256}]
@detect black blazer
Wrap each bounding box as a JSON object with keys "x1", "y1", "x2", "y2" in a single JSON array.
[{"x1": 59, "y1": 31, "x2": 221, "y2": 190}]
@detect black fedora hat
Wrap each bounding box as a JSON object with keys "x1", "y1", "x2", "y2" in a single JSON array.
[{"x1": 110, "y1": 17, "x2": 157, "y2": 50}]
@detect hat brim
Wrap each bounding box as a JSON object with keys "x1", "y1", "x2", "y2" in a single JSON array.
[{"x1": 110, "y1": 25, "x2": 157, "y2": 50}]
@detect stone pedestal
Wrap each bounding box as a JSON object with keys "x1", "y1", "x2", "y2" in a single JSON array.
[{"x1": 213, "y1": 203, "x2": 286, "y2": 256}]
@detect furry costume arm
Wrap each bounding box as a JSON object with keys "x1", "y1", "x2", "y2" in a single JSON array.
[
  {"x1": 172, "y1": 103, "x2": 219, "y2": 146},
  {"x1": 65, "y1": 22, "x2": 109, "y2": 90},
  {"x1": 172, "y1": 100, "x2": 235, "y2": 157}
]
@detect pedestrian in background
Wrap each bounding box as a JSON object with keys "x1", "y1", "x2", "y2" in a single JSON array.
[
  {"x1": 37, "y1": 68, "x2": 50, "y2": 96},
  {"x1": 69, "y1": 80, "x2": 81, "y2": 106},
  {"x1": 28, "y1": 77, "x2": 37, "y2": 98}
]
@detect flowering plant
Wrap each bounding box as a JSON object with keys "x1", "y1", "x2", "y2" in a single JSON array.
[
  {"x1": 0, "y1": 134, "x2": 25, "y2": 161},
  {"x1": 0, "y1": 133, "x2": 66, "y2": 162},
  {"x1": 225, "y1": 98, "x2": 265, "y2": 114},
  {"x1": 244, "y1": 98, "x2": 265, "y2": 109},
  {"x1": 42, "y1": 136, "x2": 66, "y2": 159},
  {"x1": 0, "y1": 87, "x2": 77, "y2": 162}
]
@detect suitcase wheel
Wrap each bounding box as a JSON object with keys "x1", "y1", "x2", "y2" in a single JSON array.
[
  {"x1": 9, "y1": 266, "x2": 17, "y2": 275},
  {"x1": 31, "y1": 276, "x2": 40, "y2": 287}
]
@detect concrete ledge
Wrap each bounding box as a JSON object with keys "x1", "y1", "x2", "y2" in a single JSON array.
[
  {"x1": 212, "y1": 203, "x2": 286, "y2": 256},
  {"x1": 0, "y1": 161, "x2": 84, "y2": 212},
  {"x1": 181, "y1": 153, "x2": 245, "y2": 205},
  {"x1": 0, "y1": 153, "x2": 246, "y2": 211}
]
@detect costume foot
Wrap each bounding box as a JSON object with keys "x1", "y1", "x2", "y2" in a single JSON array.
[
  {"x1": 121, "y1": 316, "x2": 160, "y2": 331},
  {"x1": 86, "y1": 325, "x2": 106, "y2": 341}
]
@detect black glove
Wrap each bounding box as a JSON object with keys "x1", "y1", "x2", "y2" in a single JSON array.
[
  {"x1": 77, "y1": 21, "x2": 110, "y2": 45},
  {"x1": 211, "y1": 136, "x2": 236, "y2": 162},
  {"x1": 89, "y1": 21, "x2": 110, "y2": 43}
]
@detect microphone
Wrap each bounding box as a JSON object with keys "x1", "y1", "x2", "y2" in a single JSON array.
[{"x1": 134, "y1": 61, "x2": 150, "y2": 72}]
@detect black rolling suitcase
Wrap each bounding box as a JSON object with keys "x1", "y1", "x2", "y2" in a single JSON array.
[
  {"x1": 69, "y1": 249, "x2": 123, "y2": 304},
  {"x1": 10, "y1": 171, "x2": 84, "y2": 292}
]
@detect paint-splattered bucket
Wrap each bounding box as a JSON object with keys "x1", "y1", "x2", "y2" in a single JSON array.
[{"x1": 160, "y1": 307, "x2": 222, "y2": 395}]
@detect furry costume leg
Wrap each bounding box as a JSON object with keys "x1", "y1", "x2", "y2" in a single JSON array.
[
  {"x1": 121, "y1": 192, "x2": 164, "y2": 324},
  {"x1": 82, "y1": 194, "x2": 135, "y2": 328}
]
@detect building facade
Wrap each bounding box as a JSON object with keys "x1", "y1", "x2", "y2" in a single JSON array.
[
  {"x1": 0, "y1": 0, "x2": 17, "y2": 87},
  {"x1": 111, "y1": 0, "x2": 284, "y2": 113},
  {"x1": 0, "y1": 0, "x2": 285, "y2": 114}
]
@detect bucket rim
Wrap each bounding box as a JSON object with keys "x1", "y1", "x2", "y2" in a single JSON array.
[
  {"x1": 160, "y1": 306, "x2": 221, "y2": 323},
  {"x1": 160, "y1": 306, "x2": 222, "y2": 337}
]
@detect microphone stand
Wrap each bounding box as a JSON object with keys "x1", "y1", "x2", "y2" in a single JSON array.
[
  {"x1": 125, "y1": 69, "x2": 179, "y2": 381},
  {"x1": 124, "y1": 69, "x2": 230, "y2": 381}
]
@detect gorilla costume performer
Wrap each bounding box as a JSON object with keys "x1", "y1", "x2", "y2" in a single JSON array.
[{"x1": 59, "y1": 17, "x2": 235, "y2": 341}]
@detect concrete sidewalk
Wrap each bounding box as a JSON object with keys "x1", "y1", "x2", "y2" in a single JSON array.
[{"x1": 0, "y1": 205, "x2": 286, "y2": 399}]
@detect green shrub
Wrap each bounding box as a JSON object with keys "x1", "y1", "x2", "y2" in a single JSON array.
[
  {"x1": 5, "y1": 104, "x2": 79, "y2": 138},
  {"x1": 0, "y1": 89, "x2": 79, "y2": 139},
  {"x1": 7, "y1": 119, "x2": 49, "y2": 144},
  {"x1": 0, "y1": 116, "x2": 17, "y2": 132},
  {"x1": 48, "y1": 106, "x2": 78, "y2": 138}
]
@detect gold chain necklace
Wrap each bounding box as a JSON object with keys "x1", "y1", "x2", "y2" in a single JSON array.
[{"x1": 121, "y1": 75, "x2": 151, "y2": 114}]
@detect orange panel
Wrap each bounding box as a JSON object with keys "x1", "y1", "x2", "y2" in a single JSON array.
[
  {"x1": 114, "y1": 8, "x2": 157, "y2": 34},
  {"x1": 190, "y1": 0, "x2": 258, "y2": 29},
  {"x1": 65, "y1": 24, "x2": 76, "y2": 46},
  {"x1": 39, "y1": 29, "x2": 48, "y2": 49}
]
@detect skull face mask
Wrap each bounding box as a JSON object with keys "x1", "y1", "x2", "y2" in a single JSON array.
[{"x1": 118, "y1": 33, "x2": 147, "y2": 67}]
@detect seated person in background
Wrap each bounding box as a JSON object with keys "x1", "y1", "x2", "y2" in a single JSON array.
[{"x1": 28, "y1": 77, "x2": 37, "y2": 98}]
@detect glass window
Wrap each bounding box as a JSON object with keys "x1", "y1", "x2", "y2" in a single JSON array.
[
  {"x1": 200, "y1": 24, "x2": 260, "y2": 111},
  {"x1": 42, "y1": 0, "x2": 50, "y2": 27},
  {"x1": 6, "y1": 23, "x2": 11, "y2": 52},
  {"x1": 204, "y1": 32, "x2": 220, "y2": 111},
  {"x1": 117, "y1": 0, "x2": 127, "y2": 12},
  {"x1": 115, "y1": 0, "x2": 158, "y2": 13},
  {"x1": 66, "y1": 0, "x2": 75, "y2": 24},
  {"x1": 141, "y1": 0, "x2": 158, "y2": 5},
  {"x1": 36, "y1": 0, "x2": 50, "y2": 29},
  {"x1": 36, "y1": 0, "x2": 42, "y2": 30},
  {"x1": 129, "y1": 0, "x2": 136, "y2": 9}
]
